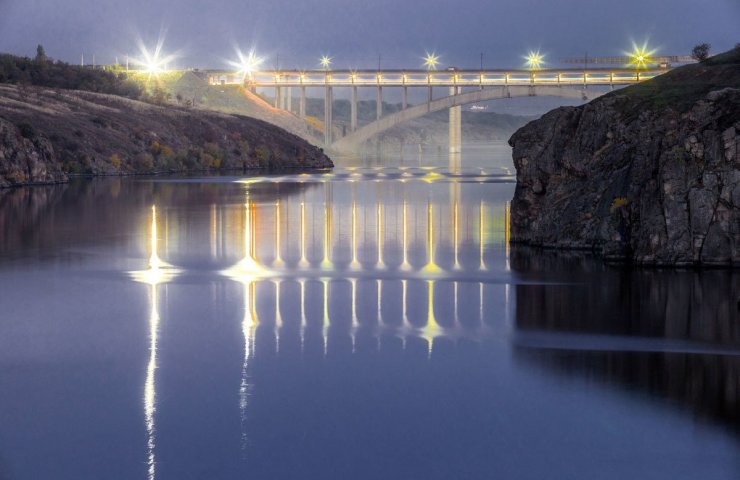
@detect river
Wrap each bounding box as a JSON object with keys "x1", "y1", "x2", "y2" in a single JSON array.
[{"x1": 0, "y1": 142, "x2": 738, "y2": 479}]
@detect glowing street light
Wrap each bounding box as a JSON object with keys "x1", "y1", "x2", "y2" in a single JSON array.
[
  {"x1": 627, "y1": 41, "x2": 656, "y2": 69},
  {"x1": 320, "y1": 55, "x2": 332, "y2": 70},
  {"x1": 525, "y1": 50, "x2": 544, "y2": 70},
  {"x1": 230, "y1": 49, "x2": 263, "y2": 79},
  {"x1": 132, "y1": 37, "x2": 177, "y2": 78},
  {"x1": 423, "y1": 52, "x2": 440, "y2": 70}
]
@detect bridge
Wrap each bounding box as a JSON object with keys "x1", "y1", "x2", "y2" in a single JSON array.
[{"x1": 208, "y1": 67, "x2": 670, "y2": 152}]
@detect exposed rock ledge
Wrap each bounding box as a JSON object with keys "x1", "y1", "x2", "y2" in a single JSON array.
[
  {"x1": 509, "y1": 49, "x2": 739, "y2": 267},
  {"x1": 0, "y1": 84, "x2": 332, "y2": 188}
]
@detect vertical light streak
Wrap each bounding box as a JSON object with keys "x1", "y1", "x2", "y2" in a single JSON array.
[
  {"x1": 210, "y1": 204, "x2": 217, "y2": 259},
  {"x1": 422, "y1": 201, "x2": 439, "y2": 273},
  {"x1": 350, "y1": 198, "x2": 360, "y2": 270},
  {"x1": 376, "y1": 279, "x2": 383, "y2": 325},
  {"x1": 351, "y1": 277, "x2": 358, "y2": 353},
  {"x1": 273, "y1": 201, "x2": 284, "y2": 268},
  {"x1": 274, "y1": 280, "x2": 282, "y2": 353},
  {"x1": 422, "y1": 279, "x2": 439, "y2": 359},
  {"x1": 299, "y1": 201, "x2": 309, "y2": 268},
  {"x1": 453, "y1": 192, "x2": 461, "y2": 270},
  {"x1": 299, "y1": 278, "x2": 307, "y2": 353},
  {"x1": 321, "y1": 198, "x2": 332, "y2": 269},
  {"x1": 479, "y1": 200, "x2": 487, "y2": 271},
  {"x1": 239, "y1": 281, "x2": 255, "y2": 453},
  {"x1": 400, "y1": 201, "x2": 411, "y2": 271},
  {"x1": 144, "y1": 283, "x2": 158, "y2": 480},
  {"x1": 322, "y1": 278, "x2": 330, "y2": 357},
  {"x1": 376, "y1": 198, "x2": 385, "y2": 270},
  {"x1": 135, "y1": 205, "x2": 178, "y2": 480}
]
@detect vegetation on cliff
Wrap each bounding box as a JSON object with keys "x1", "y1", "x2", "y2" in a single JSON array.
[{"x1": 0, "y1": 50, "x2": 144, "y2": 99}]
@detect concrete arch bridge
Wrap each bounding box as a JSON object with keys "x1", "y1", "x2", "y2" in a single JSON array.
[{"x1": 330, "y1": 85, "x2": 604, "y2": 152}]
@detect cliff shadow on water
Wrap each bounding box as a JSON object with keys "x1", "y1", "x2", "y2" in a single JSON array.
[
  {"x1": 511, "y1": 246, "x2": 740, "y2": 430},
  {"x1": 509, "y1": 47, "x2": 740, "y2": 267}
]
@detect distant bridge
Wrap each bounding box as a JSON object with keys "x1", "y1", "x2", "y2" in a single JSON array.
[{"x1": 207, "y1": 67, "x2": 671, "y2": 152}]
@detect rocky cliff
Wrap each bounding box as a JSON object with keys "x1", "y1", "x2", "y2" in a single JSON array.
[
  {"x1": 0, "y1": 84, "x2": 332, "y2": 188},
  {"x1": 509, "y1": 48, "x2": 740, "y2": 266}
]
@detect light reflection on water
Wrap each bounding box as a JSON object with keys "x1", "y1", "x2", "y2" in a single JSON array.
[{"x1": 0, "y1": 144, "x2": 738, "y2": 479}]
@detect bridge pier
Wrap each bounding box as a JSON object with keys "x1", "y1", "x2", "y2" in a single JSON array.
[
  {"x1": 299, "y1": 86, "x2": 306, "y2": 118},
  {"x1": 351, "y1": 86, "x2": 358, "y2": 132},
  {"x1": 449, "y1": 86, "x2": 461, "y2": 154},
  {"x1": 324, "y1": 86, "x2": 333, "y2": 145},
  {"x1": 402, "y1": 86, "x2": 408, "y2": 110},
  {"x1": 376, "y1": 86, "x2": 383, "y2": 121},
  {"x1": 286, "y1": 87, "x2": 292, "y2": 113},
  {"x1": 274, "y1": 86, "x2": 281, "y2": 109}
]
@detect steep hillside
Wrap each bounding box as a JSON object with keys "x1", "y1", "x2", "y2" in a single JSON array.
[{"x1": 509, "y1": 48, "x2": 740, "y2": 266}]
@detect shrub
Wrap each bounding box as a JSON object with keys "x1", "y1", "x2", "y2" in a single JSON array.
[
  {"x1": 110, "y1": 153, "x2": 122, "y2": 169},
  {"x1": 691, "y1": 43, "x2": 711, "y2": 61},
  {"x1": 16, "y1": 122, "x2": 35, "y2": 139}
]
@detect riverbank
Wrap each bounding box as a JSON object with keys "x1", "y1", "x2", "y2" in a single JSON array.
[{"x1": 0, "y1": 83, "x2": 332, "y2": 188}]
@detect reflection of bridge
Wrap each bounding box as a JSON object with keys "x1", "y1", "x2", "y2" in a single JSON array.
[
  {"x1": 129, "y1": 185, "x2": 511, "y2": 477},
  {"x1": 210, "y1": 67, "x2": 668, "y2": 150}
]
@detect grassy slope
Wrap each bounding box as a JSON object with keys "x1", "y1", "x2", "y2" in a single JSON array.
[{"x1": 606, "y1": 47, "x2": 740, "y2": 111}]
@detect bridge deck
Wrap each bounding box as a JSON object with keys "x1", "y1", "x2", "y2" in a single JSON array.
[{"x1": 208, "y1": 67, "x2": 667, "y2": 87}]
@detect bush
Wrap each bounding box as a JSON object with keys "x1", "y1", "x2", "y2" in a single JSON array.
[
  {"x1": 16, "y1": 122, "x2": 35, "y2": 139},
  {"x1": 691, "y1": 43, "x2": 711, "y2": 61}
]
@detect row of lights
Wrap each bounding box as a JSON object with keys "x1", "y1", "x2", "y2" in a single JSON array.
[{"x1": 135, "y1": 42, "x2": 658, "y2": 76}]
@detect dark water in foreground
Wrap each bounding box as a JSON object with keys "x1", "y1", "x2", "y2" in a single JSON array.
[{"x1": 0, "y1": 146, "x2": 739, "y2": 479}]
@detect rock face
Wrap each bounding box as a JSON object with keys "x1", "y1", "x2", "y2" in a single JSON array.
[
  {"x1": 0, "y1": 118, "x2": 66, "y2": 187},
  {"x1": 509, "y1": 49, "x2": 740, "y2": 267},
  {"x1": 0, "y1": 84, "x2": 332, "y2": 187}
]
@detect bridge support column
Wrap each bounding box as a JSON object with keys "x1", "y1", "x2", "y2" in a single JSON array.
[
  {"x1": 402, "y1": 86, "x2": 408, "y2": 110},
  {"x1": 448, "y1": 86, "x2": 461, "y2": 154},
  {"x1": 351, "y1": 86, "x2": 358, "y2": 132},
  {"x1": 286, "y1": 87, "x2": 292, "y2": 113},
  {"x1": 274, "y1": 87, "x2": 281, "y2": 109},
  {"x1": 299, "y1": 86, "x2": 306, "y2": 118},
  {"x1": 376, "y1": 86, "x2": 383, "y2": 121},
  {"x1": 324, "y1": 86, "x2": 333, "y2": 146}
]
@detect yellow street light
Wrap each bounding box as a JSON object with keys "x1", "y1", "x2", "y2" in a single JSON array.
[
  {"x1": 627, "y1": 41, "x2": 656, "y2": 69},
  {"x1": 423, "y1": 52, "x2": 440, "y2": 70},
  {"x1": 525, "y1": 50, "x2": 544, "y2": 70},
  {"x1": 320, "y1": 55, "x2": 332, "y2": 70},
  {"x1": 230, "y1": 49, "x2": 263, "y2": 78}
]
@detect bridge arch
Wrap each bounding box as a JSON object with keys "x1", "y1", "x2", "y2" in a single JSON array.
[{"x1": 330, "y1": 85, "x2": 604, "y2": 151}]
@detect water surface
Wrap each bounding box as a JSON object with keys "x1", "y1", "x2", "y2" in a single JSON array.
[{"x1": 0, "y1": 143, "x2": 738, "y2": 479}]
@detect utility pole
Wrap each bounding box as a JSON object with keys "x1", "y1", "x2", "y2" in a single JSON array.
[
  {"x1": 480, "y1": 52, "x2": 483, "y2": 71},
  {"x1": 81, "y1": 53, "x2": 84, "y2": 67}
]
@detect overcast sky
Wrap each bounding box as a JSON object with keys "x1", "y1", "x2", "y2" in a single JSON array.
[{"x1": 0, "y1": 0, "x2": 738, "y2": 69}]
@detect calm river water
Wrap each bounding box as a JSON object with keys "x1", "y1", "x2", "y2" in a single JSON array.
[{"x1": 0, "y1": 143, "x2": 738, "y2": 479}]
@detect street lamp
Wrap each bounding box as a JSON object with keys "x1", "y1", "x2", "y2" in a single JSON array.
[
  {"x1": 525, "y1": 50, "x2": 544, "y2": 70},
  {"x1": 627, "y1": 42, "x2": 656, "y2": 69},
  {"x1": 423, "y1": 52, "x2": 440, "y2": 70}
]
